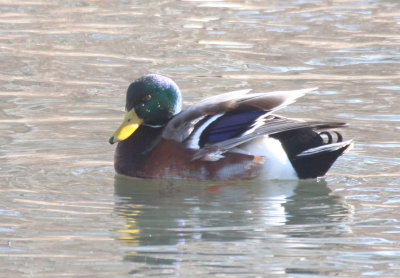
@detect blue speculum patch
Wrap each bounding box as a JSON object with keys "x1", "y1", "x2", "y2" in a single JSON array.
[{"x1": 199, "y1": 110, "x2": 266, "y2": 146}]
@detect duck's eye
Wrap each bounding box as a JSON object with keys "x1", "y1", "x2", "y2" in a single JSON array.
[{"x1": 142, "y1": 94, "x2": 152, "y2": 102}]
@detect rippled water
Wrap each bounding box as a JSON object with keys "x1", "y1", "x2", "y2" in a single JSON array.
[{"x1": 1, "y1": 0, "x2": 400, "y2": 277}]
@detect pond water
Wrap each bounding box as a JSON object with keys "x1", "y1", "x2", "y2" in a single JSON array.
[{"x1": 1, "y1": 0, "x2": 400, "y2": 277}]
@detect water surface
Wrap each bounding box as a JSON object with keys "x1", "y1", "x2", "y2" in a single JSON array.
[{"x1": 1, "y1": 0, "x2": 400, "y2": 277}]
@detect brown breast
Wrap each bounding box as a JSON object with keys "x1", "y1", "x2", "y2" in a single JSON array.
[{"x1": 137, "y1": 139, "x2": 265, "y2": 180}]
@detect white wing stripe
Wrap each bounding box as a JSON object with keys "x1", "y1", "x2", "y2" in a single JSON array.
[{"x1": 186, "y1": 114, "x2": 224, "y2": 149}]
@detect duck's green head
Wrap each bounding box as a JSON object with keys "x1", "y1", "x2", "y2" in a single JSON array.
[{"x1": 109, "y1": 74, "x2": 182, "y2": 144}]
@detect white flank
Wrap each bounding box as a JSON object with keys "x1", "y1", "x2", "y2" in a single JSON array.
[{"x1": 233, "y1": 136, "x2": 298, "y2": 180}]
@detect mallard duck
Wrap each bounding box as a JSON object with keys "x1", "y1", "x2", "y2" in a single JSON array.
[{"x1": 109, "y1": 74, "x2": 352, "y2": 180}]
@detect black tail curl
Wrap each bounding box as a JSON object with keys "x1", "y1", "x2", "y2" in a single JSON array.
[
  {"x1": 272, "y1": 127, "x2": 351, "y2": 179},
  {"x1": 319, "y1": 131, "x2": 343, "y2": 144}
]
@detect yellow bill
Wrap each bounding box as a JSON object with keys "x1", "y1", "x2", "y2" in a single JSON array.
[{"x1": 109, "y1": 109, "x2": 143, "y2": 144}]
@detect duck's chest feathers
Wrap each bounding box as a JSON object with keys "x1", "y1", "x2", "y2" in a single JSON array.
[
  {"x1": 114, "y1": 126, "x2": 163, "y2": 176},
  {"x1": 137, "y1": 139, "x2": 265, "y2": 180}
]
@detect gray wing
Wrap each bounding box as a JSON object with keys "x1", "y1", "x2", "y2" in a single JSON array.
[{"x1": 162, "y1": 87, "x2": 318, "y2": 142}]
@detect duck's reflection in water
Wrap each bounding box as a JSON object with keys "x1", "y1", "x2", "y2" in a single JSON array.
[{"x1": 114, "y1": 175, "x2": 352, "y2": 268}]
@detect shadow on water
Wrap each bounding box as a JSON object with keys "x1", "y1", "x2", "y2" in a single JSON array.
[{"x1": 113, "y1": 175, "x2": 352, "y2": 270}]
